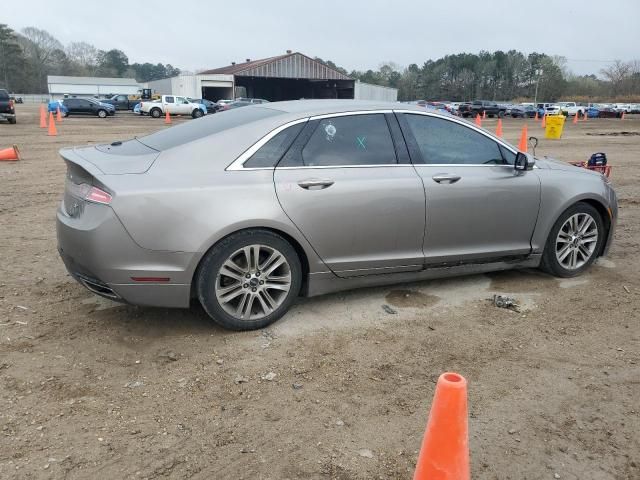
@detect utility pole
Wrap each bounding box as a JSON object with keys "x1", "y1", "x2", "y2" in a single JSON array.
[{"x1": 533, "y1": 69, "x2": 543, "y2": 105}]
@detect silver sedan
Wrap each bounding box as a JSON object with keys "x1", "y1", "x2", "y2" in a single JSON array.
[{"x1": 57, "y1": 100, "x2": 617, "y2": 330}]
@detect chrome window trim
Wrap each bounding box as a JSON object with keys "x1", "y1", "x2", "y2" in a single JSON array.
[
  {"x1": 394, "y1": 109, "x2": 519, "y2": 156},
  {"x1": 226, "y1": 117, "x2": 310, "y2": 171},
  {"x1": 227, "y1": 108, "x2": 521, "y2": 171}
]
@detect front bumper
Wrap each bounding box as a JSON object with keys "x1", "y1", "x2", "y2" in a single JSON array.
[{"x1": 56, "y1": 201, "x2": 196, "y2": 308}]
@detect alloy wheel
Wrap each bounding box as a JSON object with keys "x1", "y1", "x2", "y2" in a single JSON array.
[
  {"x1": 555, "y1": 213, "x2": 599, "y2": 270},
  {"x1": 215, "y1": 244, "x2": 292, "y2": 321}
]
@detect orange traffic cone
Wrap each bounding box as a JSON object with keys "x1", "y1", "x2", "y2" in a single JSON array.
[
  {"x1": 482, "y1": 110, "x2": 486, "y2": 120},
  {"x1": 534, "y1": 111, "x2": 539, "y2": 121},
  {"x1": 56, "y1": 106, "x2": 63, "y2": 122},
  {"x1": 164, "y1": 109, "x2": 171, "y2": 124},
  {"x1": 541, "y1": 114, "x2": 546, "y2": 129},
  {"x1": 39, "y1": 105, "x2": 47, "y2": 128},
  {"x1": 518, "y1": 124, "x2": 528, "y2": 152},
  {"x1": 495, "y1": 118, "x2": 503, "y2": 138},
  {"x1": 572, "y1": 113, "x2": 579, "y2": 125},
  {"x1": 621, "y1": 111, "x2": 626, "y2": 120},
  {"x1": 414, "y1": 373, "x2": 470, "y2": 480},
  {"x1": 0, "y1": 144, "x2": 20, "y2": 161},
  {"x1": 474, "y1": 114, "x2": 482, "y2": 127},
  {"x1": 47, "y1": 112, "x2": 57, "y2": 136}
]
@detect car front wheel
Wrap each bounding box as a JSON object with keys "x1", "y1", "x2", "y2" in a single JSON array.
[
  {"x1": 541, "y1": 202, "x2": 605, "y2": 277},
  {"x1": 97, "y1": 109, "x2": 107, "y2": 118},
  {"x1": 196, "y1": 230, "x2": 302, "y2": 330}
]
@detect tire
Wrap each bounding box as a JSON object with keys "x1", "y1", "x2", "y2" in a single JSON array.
[
  {"x1": 498, "y1": 111, "x2": 504, "y2": 118},
  {"x1": 540, "y1": 202, "x2": 605, "y2": 278},
  {"x1": 8, "y1": 117, "x2": 16, "y2": 124},
  {"x1": 150, "y1": 108, "x2": 162, "y2": 118},
  {"x1": 97, "y1": 109, "x2": 107, "y2": 118},
  {"x1": 196, "y1": 229, "x2": 302, "y2": 330},
  {"x1": 192, "y1": 108, "x2": 204, "y2": 119}
]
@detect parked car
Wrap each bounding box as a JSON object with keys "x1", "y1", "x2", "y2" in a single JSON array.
[
  {"x1": 100, "y1": 94, "x2": 140, "y2": 111},
  {"x1": 139, "y1": 95, "x2": 205, "y2": 118},
  {"x1": 557, "y1": 102, "x2": 586, "y2": 117},
  {"x1": 586, "y1": 107, "x2": 600, "y2": 118},
  {"x1": 0, "y1": 88, "x2": 16, "y2": 124},
  {"x1": 56, "y1": 100, "x2": 618, "y2": 330},
  {"x1": 628, "y1": 104, "x2": 640, "y2": 114},
  {"x1": 188, "y1": 98, "x2": 218, "y2": 114},
  {"x1": 460, "y1": 100, "x2": 505, "y2": 118},
  {"x1": 235, "y1": 97, "x2": 270, "y2": 104},
  {"x1": 509, "y1": 105, "x2": 537, "y2": 118},
  {"x1": 545, "y1": 104, "x2": 563, "y2": 116},
  {"x1": 596, "y1": 107, "x2": 622, "y2": 118},
  {"x1": 61, "y1": 98, "x2": 115, "y2": 118},
  {"x1": 217, "y1": 100, "x2": 254, "y2": 111}
]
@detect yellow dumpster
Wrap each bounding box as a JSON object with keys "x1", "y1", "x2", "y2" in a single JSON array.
[{"x1": 545, "y1": 115, "x2": 565, "y2": 139}]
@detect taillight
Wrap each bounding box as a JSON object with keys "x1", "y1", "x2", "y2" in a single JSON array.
[
  {"x1": 86, "y1": 186, "x2": 112, "y2": 205},
  {"x1": 9, "y1": 99, "x2": 14, "y2": 109}
]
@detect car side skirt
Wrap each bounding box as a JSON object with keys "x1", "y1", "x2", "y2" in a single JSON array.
[{"x1": 304, "y1": 254, "x2": 543, "y2": 297}]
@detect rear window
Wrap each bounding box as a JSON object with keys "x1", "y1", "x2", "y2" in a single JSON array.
[
  {"x1": 0, "y1": 90, "x2": 9, "y2": 100},
  {"x1": 137, "y1": 105, "x2": 284, "y2": 150}
]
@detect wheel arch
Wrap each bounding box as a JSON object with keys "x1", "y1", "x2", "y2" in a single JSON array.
[
  {"x1": 190, "y1": 226, "x2": 312, "y2": 300},
  {"x1": 535, "y1": 195, "x2": 612, "y2": 257}
]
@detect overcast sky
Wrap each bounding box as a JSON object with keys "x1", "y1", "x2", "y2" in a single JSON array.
[{"x1": 5, "y1": 0, "x2": 639, "y2": 76}]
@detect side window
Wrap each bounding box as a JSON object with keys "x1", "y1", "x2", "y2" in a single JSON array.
[
  {"x1": 80, "y1": 100, "x2": 91, "y2": 107},
  {"x1": 499, "y1": 144, "x2": 516, "y2": 165},
  {"x1": 301, "y1": 114, "x2": 396, "y2": 167},
  {"x1": 244, "y1": 122, "x2": 305, "y2": 168},
  {"x1": 118, "y1": 95, "x2": 127, "y2": 101},
  {"x1": 404, "y1": 114, "x2": 504, "y2": 165},
  {"x1": 165, "y1": 96, "x2": 174, "y2": 104}
]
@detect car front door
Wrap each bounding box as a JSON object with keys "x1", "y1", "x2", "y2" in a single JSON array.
[
  {"x1": 78, "y1": 99, "x2": 93, "y2": 115},
  {"x1": 175, "y1": 96, "x2": 190, "y2": 115},
  {"x1": 398, "y1": 112, "x2": 541, "y2": 265},
  {"x1": 273, "y1": 112, "x2": 426, "y2": 277}
]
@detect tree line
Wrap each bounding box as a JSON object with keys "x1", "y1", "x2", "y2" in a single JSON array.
[
  {"x1": 0, "y1": 24, "x2": 180, "y2": 93},
  {"x1": 320, "y1": 52, "x2": 640, "y2": 102},
  {"x1": 1, "y1": 22, "x2": 638, "y2": 102}
]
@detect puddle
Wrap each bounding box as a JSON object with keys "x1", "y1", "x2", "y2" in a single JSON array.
[{"x1": 385, "y1": 289, "x2": 440, "y2": 308}]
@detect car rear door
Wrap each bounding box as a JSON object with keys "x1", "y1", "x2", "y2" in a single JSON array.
[
  {"x1": 397, "y1": 112, "x2": 541, "y2": 265},
  {"x1": 273, "y1": 112, "x2": 426, "y2": 277},
  {"x1": 164, "y1": 96, "x2": 178, "y2": 114}
]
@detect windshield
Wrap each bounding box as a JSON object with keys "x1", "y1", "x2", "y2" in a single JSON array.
[{"x1": 138, "y1": 105, "x2": 284, "y2": 150}]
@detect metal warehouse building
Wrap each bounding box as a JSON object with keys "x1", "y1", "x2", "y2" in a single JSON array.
[
  {"x1": 147, "y1": 51, "x2": 397, "y2": 102},
  {"x1": 47, "y1": 76, "x2": 142, "y2": 99}
]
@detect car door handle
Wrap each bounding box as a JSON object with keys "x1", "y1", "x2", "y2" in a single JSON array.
[
  {"x1": 432, "y1": 174, "x2": 461, "y2": 184},
  {"x1": 297, "y1": 178, "x2": 335, "y2": 190}
]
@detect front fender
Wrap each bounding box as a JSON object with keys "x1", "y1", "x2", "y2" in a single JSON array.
[{"x1": 531, "y1": 168, "x2": 614, "y2": 254}]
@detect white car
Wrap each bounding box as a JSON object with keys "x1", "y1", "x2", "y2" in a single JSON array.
[
  {"x1": 613, "y1": 103, "x2": 631, "y2": 113},
  {"x1": 139, "y1": 95, "x2": 205, "y2": 119},
  {"x1": 557, "y1": 101, "x2": 586, "y2": 117}
]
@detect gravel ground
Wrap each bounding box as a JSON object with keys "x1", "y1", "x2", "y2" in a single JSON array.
[{"x1": 0, "y1": 105, "x2": 638, "y2": 479}]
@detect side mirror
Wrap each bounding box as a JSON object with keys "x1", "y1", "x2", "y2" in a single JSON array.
[{"x1": 514, "y1": 152, "x2": 534, "y2": 171}]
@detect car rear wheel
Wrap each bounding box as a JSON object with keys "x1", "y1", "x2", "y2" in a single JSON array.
[
  {"x1": 541, "y1": 202, "x2": 605, "y2": 278},
  {"x1": 196, "y1": 230, "x2": 302, "y2": 330},
  {"x1": 97, "y1": 109, "x2": 107, "y2": 118},
  {"x1": 8, "y1": 117, "x2": 16, "y2": 124},
  {"x1": 192, "y1": 108, "x2": 204, "y2": 118},
  {"x1": 150, "y1": 108, "x2": 162, "y2": 118}
]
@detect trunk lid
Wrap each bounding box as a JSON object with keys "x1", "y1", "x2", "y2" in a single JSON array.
[{"x1": 69, "y1": 139, "x2": 160, "y2": 174}]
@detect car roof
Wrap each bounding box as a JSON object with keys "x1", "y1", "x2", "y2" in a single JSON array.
[{"x1": 256, "y1": 99, "x2": 424, "y2": 117}]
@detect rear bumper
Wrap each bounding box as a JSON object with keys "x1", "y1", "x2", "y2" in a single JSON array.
[
  {"x1": 56, "y1": 201, "x2": 196, "y2": 308},
  {"x1": 0, "y1": 112, "x2": 16, "y2": 120}
]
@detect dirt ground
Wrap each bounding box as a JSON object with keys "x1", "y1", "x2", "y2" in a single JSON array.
[{"x1": 0, "y1": 105, "x2": 638, "y2": 480}]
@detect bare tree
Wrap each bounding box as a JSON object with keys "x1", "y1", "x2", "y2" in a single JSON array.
[
  {"x1": 66, "y1": 41, "x2": 98, "y2": 72},
  {"x1": 20, "y1": 26, "x2": 63, "y2": 91},
  {"x1": 600, "y1": 60, "x2": 631, "y2": 96}
]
